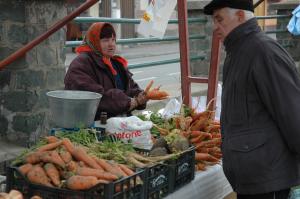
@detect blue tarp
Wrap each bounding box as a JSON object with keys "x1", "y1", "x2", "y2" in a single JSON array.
[{"x1": 287, "y1": 5, "x2": 300, "y2": 36}]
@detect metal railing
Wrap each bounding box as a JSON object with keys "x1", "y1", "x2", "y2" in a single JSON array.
[
  {"x1": 66, "y1": 16, "x2": 208, "y2": 69},
  {"x1": 65, "y1": 14, "x2": 292, "y2": 69}
]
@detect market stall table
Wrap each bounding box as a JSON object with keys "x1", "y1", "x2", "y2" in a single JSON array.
[{"x1": 165, "y1": 164, "x2": 232, "y2": 199}]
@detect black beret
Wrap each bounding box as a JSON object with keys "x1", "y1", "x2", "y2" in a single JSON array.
[{"x1": 204, "y1": 0, "x2": 254, "y2": 15}]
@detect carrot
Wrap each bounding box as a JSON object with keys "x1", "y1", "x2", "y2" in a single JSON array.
[
  {"x1": 190, "y1": 112, "x2": 211, "y2": 131},
  {"x1": 76, "y1": 167, "x2": 118, "y2": 181},
  {"x1": 211, "y1": 133, "x2": 221, "y2": 139},
  {"x1": 196, "y1": 147, "x2": 209, "y2": 153},
  {"x1": 207, "y1": 147, "x2": 221, "y2": 154},
  {"x1": 196, "y1": 162, "x2": 207, "y2": 171},
  {"x1": 59, "y1": 148, "x2": 72, "y2": 163},
  {"x1": 37, "y1": 141, "x2": 62, "y2": 152},
  {"x1": 195, "y1": 139, "x2": 219, "y2": 149},
  {"x1": 211, "y1": 120, "x2": 220, "y2": 125},
  {"x1": 27, "y1": 165, "x2": 53, "y2": 187},
  {"x1": 78, "y1": 161, "x2": 88, "y2": 168},
  {"x1": 44, "y1": 163, "x2": 60, "y2": 186},
  {"x1": 190, "y1": 131, "x2": 203, "y2": 138},
  {"x1": 210, "y1": 152, "x2": 222, "y2": 159},
  {"x1": 144, "y1": 80, "x2": 154, "y2": 94},
  {"x1": 66, "y1": 175, "x2": 100, "y2": 190},
  {"x1": 190, "y1": 132, "x2": 212, "y2": 144},
  {"x1": 111, "y1": 163, "x2": 127, "y2": 177},
  {"x1": 62, "y1": 138, "x2": 75, "y2": 154},
  {"x1": 71, "y1": 147, "x2": 102, "y2": 170},
  {"x1": 25, "y1": 152, "x2": 42, "y2": 164},
  {"x1": 66, "y1": 160, "x2": 78, "y2": 172},
  {"x1": 40, "y1": 151, "x2": 65, "y2": 168},
  {"x1": 45, "y1": 136, "x2": 60, "y2": 144},
  {"x1": 91, "y1": 157, "x2": 104, "y2": 171},
  {"x1": 146, "y1": 89, "x2": 169, "y2": 100},
  {"x1": 195, "y1": 152, "x2": 219, "y2": 162},
  {"x1": 94, "y1": 158, "x2": 123, "y2": 177},
  {"x1": 18, "y1": 163, "x2": 33, "y2": 176},
  {"x1": 118, "y1": 164, "x2": 135, "y2": 176}
]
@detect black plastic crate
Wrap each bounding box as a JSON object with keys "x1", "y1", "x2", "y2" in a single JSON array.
[
  {"x1": 144, "y1": 163, "x2": 172, "y2": 199},
  {"x1": 6, "y1": 165, "x2": 145, "y2": 199},
  {"x1": 168, "y1": 147, "x2": 195, "y2": 193}
]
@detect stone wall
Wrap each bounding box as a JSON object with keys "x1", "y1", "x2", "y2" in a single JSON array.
[
  {"x1": 0, "y1": 0, "x2": 67, "y2": 146},
  {"x1": 187, "y1": 0, "x2": 225, "y2": 79}
]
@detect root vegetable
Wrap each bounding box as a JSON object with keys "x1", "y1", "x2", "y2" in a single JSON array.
[
  {"x1": 196, "y1": 162, "x2": 207, "y2": 171},
  {"x1": 76, "y1": 167, "x2": 118, "y2": 181},
  {"x1": 145, "y1": 80, "x2": 154, "y2": 94},
  {"x1": 118, "y1": 164, "x2": 135, "y2": 176},
  {"x1": 45, "y1": 136, "x2": 60, "y2": 144},
  {"x1": 44, "y1": 163, "x2": 60, "y2": 186},
  {"x1": 195, "y1": 153, "x2": 219, "y2": 162},
  {"x1": 40, "y1": 151, "x2": 65, "y2": 168},
  {"x1": 8, "y1": 190, "x2": 23, "y2": 199},
  {"x1": 147, "y1": 90, "x2": 169, "y2": 100},
  {"x1": 66, "y1": 161, "x2": 78, "y2": 172},
  {"x1": 71, "y1": 147, "x2": 101, "y2": 170},
  {"x1": 127, "y1": 156, "x2": 147, "y2": 168},
  {"x1": 62, "y1": 138, "x2": 75, "y2": 154},
  {"x1": 37, "y1": 141, "x2": 62, "y2": 152},
  {"x1": 25, "y1": 152, "x2": 42, "y2": 164},
  {"x1": 127, "y1": 152, "x2": 154, "y2": 163},
  {"x1": 66, "y1": 175, "x2": 99, "y2": 190},
  {"x1": 27, "y1": 165, "x2": 52, "y2": 187},
  {"x1": 58, "y1": 148, "x2": 72, "y2": 164},
  {"x1": 94, "y1": 158, "x2": 123, "y2": 177},
  {"x1": 18, "y1": 163, "x2": 33, "y2": 176}
]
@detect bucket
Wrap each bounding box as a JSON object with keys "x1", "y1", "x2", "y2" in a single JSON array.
[{"x1": 46, "y1": 90, "x2": 102, "y2": 128}]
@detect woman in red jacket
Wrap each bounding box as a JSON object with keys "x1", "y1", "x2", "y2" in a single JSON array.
[{"x1": 64, "y1": 22, "x2": 148, "y2": 119}]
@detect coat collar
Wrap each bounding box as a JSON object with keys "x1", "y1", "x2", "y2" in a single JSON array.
[{"x1": 223, "y1": 18, "x2": 261, "y2": 53}]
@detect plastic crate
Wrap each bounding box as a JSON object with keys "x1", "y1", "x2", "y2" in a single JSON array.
[
  {"x1": 6, "y1": 165, "x2": 145, "y2": 199},
  {"x1": 168, "y1": 147, "x2": 195, "y2": 193},
  {"x1": 144, "y1": 163, "x2": 172, "y2": 199}
]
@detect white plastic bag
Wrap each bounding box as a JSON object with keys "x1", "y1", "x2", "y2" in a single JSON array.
[
  {"x1": 106, "y1": 116, "x2": 153, "y2": 150},
  {"x1": 137, "y1": 0, "x2": 177, "y2": 39},
  {"x1": 161, "y1": 98, "x2": 181, "y2": 119}
]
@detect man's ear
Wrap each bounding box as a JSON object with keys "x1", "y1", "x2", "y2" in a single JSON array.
[{"x1": 236, "y1": 10, "x2": 246, "y2": 22}]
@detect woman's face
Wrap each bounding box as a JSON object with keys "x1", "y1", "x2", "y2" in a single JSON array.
[{"x1": 100, "y1": 36, "x2": 116, "y2": 57}]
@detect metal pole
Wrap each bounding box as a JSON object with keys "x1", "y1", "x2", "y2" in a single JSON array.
[
  {"x1": 0, "y1": 0, "x2": 99, "y2": 70},
  {"x1": 177, "y1": 0, "x2": 191, "y2": 106},
  {"x1": 207, "y1": 31, "x2": 221, "y2": 111}
]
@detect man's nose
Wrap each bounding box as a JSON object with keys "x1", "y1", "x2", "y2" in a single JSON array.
[{"x1": 213, "y1": 23, "x2": 218, "y2": 31}]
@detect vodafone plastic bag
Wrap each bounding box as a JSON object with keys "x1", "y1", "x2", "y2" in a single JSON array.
[
  {"x1": 137, "y1": 0, "x2": 177, "y2": 38},
  {"x1": 106, "y1": 116, "x2": 153, "y2": 150}
]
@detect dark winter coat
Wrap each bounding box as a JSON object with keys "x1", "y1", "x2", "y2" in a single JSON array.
[
  {"x1": 221, "y1": 18, "x2": 300, "y2": 194},
  {"x1": 64, "y1": 51, "x2": 145, "y2": 119}
]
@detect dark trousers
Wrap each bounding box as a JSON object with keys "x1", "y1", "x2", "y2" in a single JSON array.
[{"x1": 237, "y1": 189, "x2": 290, "y2": 199}]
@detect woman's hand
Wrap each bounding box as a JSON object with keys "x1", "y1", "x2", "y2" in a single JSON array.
[{"x1": 135, "y1": 91, "x2": 148, "y2": 106}]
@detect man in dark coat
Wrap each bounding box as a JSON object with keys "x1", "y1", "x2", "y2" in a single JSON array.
[
  {"x1": 204, "y1": 0, "x2": 300, "y2": 198},
  {"x1": 65, "y1": 22, "x2": 147, "y2": 119}
]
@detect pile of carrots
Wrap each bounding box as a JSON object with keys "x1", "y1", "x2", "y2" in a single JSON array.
[
  {"x1": 17, "y1": 136, "x2": 138, "y2": 191},
  {"x1": 149, "y1": 100, "x2": 222, "y2": 171},
  {"x1": 185, "y1": 109, "x2": 222, "y2": 171}
]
